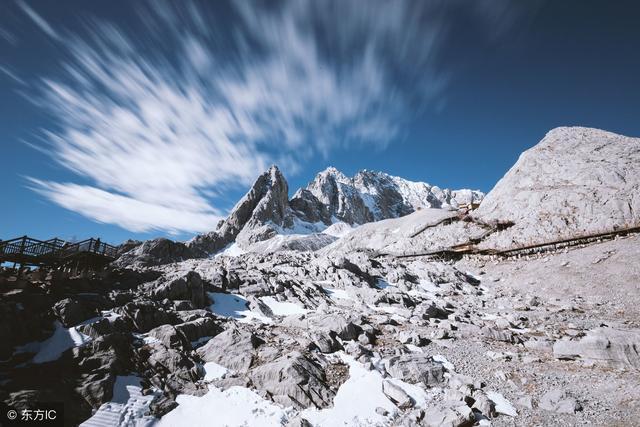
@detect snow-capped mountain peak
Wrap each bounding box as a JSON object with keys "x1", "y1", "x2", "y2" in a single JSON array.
[
  {"x1": 189, "y1": 165, "x2": 484, "y2": 254},
  {"x1": 293, "y1": 167, "x2": 483, "y2": 226}
]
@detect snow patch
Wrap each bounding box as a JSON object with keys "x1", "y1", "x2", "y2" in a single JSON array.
[
  {"x1": 324, "y1": 288, "x2": 353, "y2": 301},
  {"x1": 16, "y1": 321, "x2": 92, "y2": 364},
  {"x1": 260, "y1": 296, "x2": 308, "y2": 316},
  {"x1": 214, "y1": 242, "x2": 246, "y2": 258},
  {"x1": 208, "y1": 292, "x2": 270, "y2": 323},
  {"x1": 157, "y1": 386, "x2": 291, "y2": 427},
  {"x1": 321, "y1": 222, "x2": 355, "y2": 238},
  {"x1": 203, "y1": 362, "x2": 228, "y2": 381}
]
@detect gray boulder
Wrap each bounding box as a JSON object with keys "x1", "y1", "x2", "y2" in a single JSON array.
[
  {"x1": 249, "y1": 351, "x2": 334, "y2": 409},
  {"x1": 553, "y1": 327, "x2": 640, "y2": 368},
  {"x1": 382, "y1": 380, "x2": 413, "y2": 409},
  {"x1": 53, "y1": 298, "x2": 98, "y2": 327},
  {"x1": 423, "y1": 404, "x2": 475, "y2": 427},
  {"x1": 312, "y1": 331, "x2": 342, "y2": 353},
  {"x1": 196, "y1": 327, "x2": 263, "y2": 373},
  {"x1": 481, "y1": 326, "x2": 520, "y2": 344},
  {"x1": 115, "y1": 301, "x2": 176, "y2": 333},
  {"x1": 539, "y1": 389, "x2": 582, "y2": 414},
  {"x1": 174, "y1": 317, "x2": 222, "y2": 344},
  {"x1": 283, "y1": 313, "x2": 362, "y2": 341},
  {"x1": 384, "y1": 354, "x2": 446, "y2": 386},
  {"x1": 148, "y1": 271, "x2": 207, "y2": 308},
  {"x1": 148, "y1": 324, "x2": 189, "y2": 350},
  {"x1": 143, "y1": 342, "x2": 204, "y2": 395}
]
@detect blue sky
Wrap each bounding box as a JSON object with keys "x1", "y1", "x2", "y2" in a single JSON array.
[{"x1": 2, "y1": 0, "x2": 639, "y2": 244}]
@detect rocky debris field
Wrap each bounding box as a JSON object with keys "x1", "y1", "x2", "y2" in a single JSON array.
[
  {"x1": 3, "y1": 127, "x2": 639, "y2": 426},
  {"x1": 2, "y1": 233, "x2": 639, "y2": 426}
]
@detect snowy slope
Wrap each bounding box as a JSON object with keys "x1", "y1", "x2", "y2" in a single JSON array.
[{"x1": 320, "y1": 208, "x2": 471, "y2": 256}]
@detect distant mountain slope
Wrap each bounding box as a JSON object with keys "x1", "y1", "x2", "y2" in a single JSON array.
[
  {"x1": 474, "y1": 127, "x2": 640, "y2": 249},
  {"x1": 291, "y1": 167, "x2": 483, "y2": 225}
]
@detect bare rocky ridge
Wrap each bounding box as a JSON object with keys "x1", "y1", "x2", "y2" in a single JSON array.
[{"x1": 474, "y1": 127, "x2": 640, "y2": 249}]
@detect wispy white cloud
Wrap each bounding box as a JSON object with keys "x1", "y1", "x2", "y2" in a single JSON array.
[
  {"x1": 17, "y1": 0, "x2": 60, "y2": 40},
  {"x1": 0, "y1": 65, "x2": 24, "y2": 85},
  {"x1": 25, "y1": 0, "x2": 537, "y2": 234},
  {"x1": 0, "y1": 26, "x2": 17, "y2": 45},
  {"x1": 28, "y1": 180, "x2": 219, "y2": 234}
]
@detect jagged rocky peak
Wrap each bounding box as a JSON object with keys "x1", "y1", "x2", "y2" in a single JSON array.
[
  {"x1": 474, "y1": 126, "x2": 640, "y2": 248},
  {"x1": 188, "y1": 165, "x2": 293, "y2": 254},
  {"x1": 291, "y1": 166, "x2": 374, "y2": 225},
  {"x1": 291, "y1": 166, "x2": 483, "y2": 226}
]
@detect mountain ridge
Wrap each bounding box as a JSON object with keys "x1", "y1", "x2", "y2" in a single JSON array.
[{"x1": 187, "y1": 165, "x2": 484, "y2": 254}]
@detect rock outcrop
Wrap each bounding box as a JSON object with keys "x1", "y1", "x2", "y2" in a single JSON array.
[
  {"x1": 188, "y1": 165, "x2": 294, "y2": 254},
  {"x1": 114, "y1": 238, "x2": 204, "y2": 268},
  {"x1": 475, "y1": 127, "x2": 640, "y2": 249},
  {"x1": 553, "y1": 327, "x2": 640, "y2": 369}
]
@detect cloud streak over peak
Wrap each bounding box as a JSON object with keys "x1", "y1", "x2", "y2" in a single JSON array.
[{"x1": 18, "y1": 0, "x2": 538, "y2": 235}]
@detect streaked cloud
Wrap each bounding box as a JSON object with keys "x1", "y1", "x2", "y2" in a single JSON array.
[
  {"x1": 29, "y1": 180, "x2": 220, "y2": 234},
  {"x1": 17, "y1": 0, "x2": 60, "y2": 40},
  {"x1": 21, "y1": 0, "x2": 537, "y2": 234},
  {"x1": 0, "y1": 65, "x2": 24, "y2": 85},
  {"x1": 0, "y1": 27, "x2": 17, "y2": 45}
]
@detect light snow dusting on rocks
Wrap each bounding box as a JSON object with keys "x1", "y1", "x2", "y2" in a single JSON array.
[{"x1": 2, "y1": 127, "x2": 640, "y2": 426}]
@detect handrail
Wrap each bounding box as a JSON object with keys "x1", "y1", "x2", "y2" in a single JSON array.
[
  {"x1": 379, "y1": 223, "x2": 640, "y2": 259},
  {"x1": 0, "y1": 235, "x2": 118, "y2": 265}
]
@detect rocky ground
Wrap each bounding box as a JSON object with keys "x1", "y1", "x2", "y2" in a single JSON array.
[
  {"x1": 2, "y1": 127, "x2": 638, "y2": 426},
  {"x1": 2, "y1": 233, "x2": 639, "y2": 426}
]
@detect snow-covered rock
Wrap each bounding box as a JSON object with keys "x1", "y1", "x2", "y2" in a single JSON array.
[{"x1": 291, "y1": 167, "x2": 483, "y2": 225}]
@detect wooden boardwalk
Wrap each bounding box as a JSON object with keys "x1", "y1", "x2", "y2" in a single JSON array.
[
  {"x1": 0, "y1": 236, "x2": 118, "y2": 270},
  {"x1": 381, "y1": 225, "x2": 640, "y2": 260}
]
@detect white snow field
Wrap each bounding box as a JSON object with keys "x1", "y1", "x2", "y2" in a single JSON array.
[{"x1": 155, "y1": 386, "x2": 291, "y2": 427}]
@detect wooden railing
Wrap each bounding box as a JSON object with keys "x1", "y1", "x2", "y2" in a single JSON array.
[
  {"x1": 0, "y1": 235, "x2": 118, "y2": 266},
  {"x1": 379, "y1": 224, "x2": 640, "y2": 259}
]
